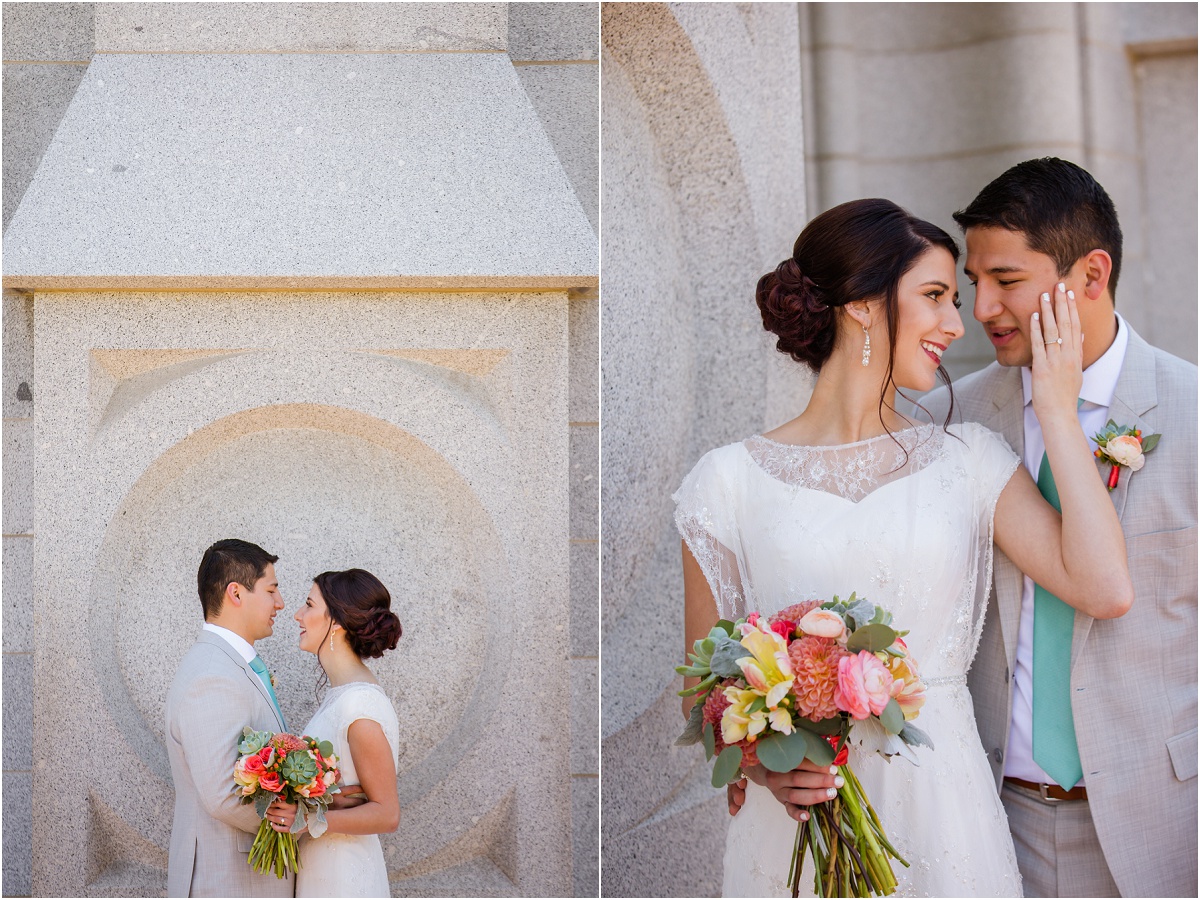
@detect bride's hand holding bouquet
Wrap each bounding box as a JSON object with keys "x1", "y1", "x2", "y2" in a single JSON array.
[{"x1": 676, "y1": 595, "x2": 931, "y2": 897}]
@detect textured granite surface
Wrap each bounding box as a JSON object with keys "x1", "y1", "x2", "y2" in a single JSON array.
[
  {"x1": 2, "y1": 64, "x2": 90, "y2": 230},
  {"x1": 2, "y1": 537, "x2": 34, "y2": 653},
  {"x1": 599, "y1": 5, "x2": 809, "y2": 895},
  {"x1": 94, "y1": 2, "x2": 505, "y2": 53},
  {"x1": 2, "y1": 2, "x2": 94, "y2": 60},
  {"x1": 509, "y1": 3, "x2": 597, "y2": 61},
  {"x1": 516, "y1": 63, "x2": 599, "y2": 234},
  {"x1": 4, "y1": 53, "x2": 596, "y2": 286},
  {"x1": 31, "y1": 290, "x2": 572, "y2": 896}
]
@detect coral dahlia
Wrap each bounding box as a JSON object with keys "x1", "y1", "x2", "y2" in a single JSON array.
[
  {"x1": 788, "y1": 636, "x2": 848, "y2": 722},
  {"x1": 769, "y1": 600, "x2": 823, "y2": 631}
]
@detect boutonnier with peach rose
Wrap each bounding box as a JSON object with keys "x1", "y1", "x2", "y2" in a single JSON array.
[
  {"x1": 675, "y1": 593, "x2": 932, "y2": 897},
  {"x1": 1092, "y1": 420, "x2": 1160, "y2": 491}
]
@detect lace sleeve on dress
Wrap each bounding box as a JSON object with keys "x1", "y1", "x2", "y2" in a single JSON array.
[
  {"x1": 956, "y1": 423, "x2": 1021, "y2": 670},
  {"x1": 339, "y1": 686, "x2": 400, "y2": 766},
  {"x1": 672, "y1": 447, "x2": 747, "y2": 621}
]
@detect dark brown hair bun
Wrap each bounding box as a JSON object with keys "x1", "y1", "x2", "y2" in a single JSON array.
[{"x1": 314, "y1": 568, "x2": 403, "y2": 659}]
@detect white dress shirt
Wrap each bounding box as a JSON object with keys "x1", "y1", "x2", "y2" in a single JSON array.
[
  {"x1": 1004, "y1": 313, "x2": 1130, "y2": 785},
  {"x1": 202, "y1": 622, "x2": 257, "y2": 664}
]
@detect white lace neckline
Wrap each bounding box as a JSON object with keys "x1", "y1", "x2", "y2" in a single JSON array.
[
  {"x1": 742, "y1": 424, "x2": 945, "y2": 503},
  {"x1": 752, "y1": 422, "x2": 934, "y2": 451}
]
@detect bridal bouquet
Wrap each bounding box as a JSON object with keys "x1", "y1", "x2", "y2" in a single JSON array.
[
  {"x1": 676, "y1": 595, "x2": 932, "y2": 897},
  {"x1": 232, "y1": 728, "x2": 342, "y2": 878}
]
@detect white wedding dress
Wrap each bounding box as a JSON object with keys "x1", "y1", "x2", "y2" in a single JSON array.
[
  {"x1": 295, "y1": 682, "x2": 400, "y2": 898},
  {"x1": 675, "y1": 423, "x2": 1023, "y2": 898}
]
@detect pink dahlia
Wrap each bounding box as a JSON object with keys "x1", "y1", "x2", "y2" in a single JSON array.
[
  {"x1": 702, "y1": 683, "x2": 732, "y2": 756},
  {"x1": 788, "y1": 636, "x2": 848, "y2": 721}
]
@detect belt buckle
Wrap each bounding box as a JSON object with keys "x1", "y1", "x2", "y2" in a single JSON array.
[{"x1": 1037, "y1": 783, "x2": 1062, "y2": 803}]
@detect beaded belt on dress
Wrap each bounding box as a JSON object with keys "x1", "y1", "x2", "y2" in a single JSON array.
[{"x1": 923, "y1": 675, "x2": 967, "y2": 689}]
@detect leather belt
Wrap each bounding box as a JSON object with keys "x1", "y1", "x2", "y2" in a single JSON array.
[{"x1": 1004, "y1": 776, "x2": 1087, "y2": 802}]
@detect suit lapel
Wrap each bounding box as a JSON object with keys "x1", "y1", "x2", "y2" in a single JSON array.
[
  {"x1": 1071, "y1": 326, "x2": 1158, "y2": 667},
  {"x1": 979, "y1": 366, "x2": 1026, "y2": 669},
  {"x1": 197, "y1": 630, "x2": 285, "y2": 730}
]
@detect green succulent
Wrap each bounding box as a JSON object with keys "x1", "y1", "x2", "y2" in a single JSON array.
[
  {"x1": 281, "y1": 750, "x2": 318, "y2": 786},
  {"x1": 238, "y1": 727, "x2": 271, "y2": 755}
]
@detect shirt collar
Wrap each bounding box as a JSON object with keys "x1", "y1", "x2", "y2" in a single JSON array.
[
  {"x1": 202, "y1": 622, "x2": 257, "y2": 663},
  {"x1": 1021, "y1": 312, "x2": 1129, "y2": 409}
]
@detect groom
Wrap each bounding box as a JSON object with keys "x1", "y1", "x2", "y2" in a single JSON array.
[
  {"x1": 923, "y1": 158, "x2": 1197, "y2": 897},
  {"x1": 165, "y1": 539, "x2": 292, "y2": 897}
]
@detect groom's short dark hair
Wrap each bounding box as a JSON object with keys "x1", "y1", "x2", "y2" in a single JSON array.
[
  {"x1": 953, "y1": 157, "x2": 1123, "y2": 301},
  {"x1": 198, "y1": 539, "x2": 278, "y2": 619}
]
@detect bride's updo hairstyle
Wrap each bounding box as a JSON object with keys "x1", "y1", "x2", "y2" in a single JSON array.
[
  {"x1": 314, "y1": 568, "x2": 403, "y2": 659},
  {"x1": 757, "y1": 199, "x2": 960, "y2": 408}
]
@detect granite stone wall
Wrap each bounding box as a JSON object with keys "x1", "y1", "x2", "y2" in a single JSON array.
[
  {"x1": 600, "y1": 4, "x2": 810, "y2": 895},
  {"x1": 2, "y1": 3, "x2": 597, "y2": 897}
]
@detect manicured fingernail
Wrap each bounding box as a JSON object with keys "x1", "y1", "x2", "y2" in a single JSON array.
[
  {"x1": 828, "y1": 766, "x2": 838, "y2": 775},
  {"x1": 1033, "y1": 312, "x2": 1039, "y2": 320},
  {"x1": 827, "y1": 787, "x2": 837, "y2": 798},
  {"x1": 800, "y1": 811, "x2": 809, "y2": 821},
  {"x1": 1041, "y1": 292, "x2": 1050, "y2": 302},
  {"x1": 1057, "y1": 282, "x2": 1066, "y2": 292},
  {"x1": 1067, "y1": 290, "x2": 1075, "y2": 300},
  {"x1": 834, "y1": 776, "x2": 845, "y2": 788}
]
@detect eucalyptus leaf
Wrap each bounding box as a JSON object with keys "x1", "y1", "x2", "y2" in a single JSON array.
[
  {"x1": 708, "y1": 634, "x2": 751, "y2": 677},
  {"x1": 845, "y1": 623, "x2": 897, "y2": 653},
  {"x1": 674, "y1": 701, "x2": 706, "y2": 746},
  {"x1": 803, "y1": 732, "x2": 836, "y2": 766},
  {"x1": 793, "y1": 715, "x2": 843, "y2": 736},
  {"x1": 879, "y1": 697, "x2": 905, "y2": 735},
  {"x1": 1141, "y1": 433, "x2": 1160, "y2": 453},
  {"x1": 756, "y1": 730, "x2": 811, "y2": 773},
  {"x1": 702, "y1": 722, "x2": 716, "y2": 760},
  {"x1": 308, "y1": 802, "x2": 329, "y2": 839},
  {"x1": 899, "y1": 721, "x2": 935, "y2": 750},
  {"x1": 711, "y1": 745, "x2": 743, "y2": 787},
  {"x1": 254, "y1": 793, "x2": 272, "y2": 818},
  {"x1": 317, "y1": 740, "x2": 334, "y2": 759},
  {"x1": 290, "y1": 802, "x2": 308, "y2": 834}
]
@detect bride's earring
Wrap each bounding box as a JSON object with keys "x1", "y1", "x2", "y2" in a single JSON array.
[
  {"x1": 862, "y1": 325, "x2": 871, "y2": 367},
  {"x1": 330, "y1": 627, "x2": 336, "y2": 651}
]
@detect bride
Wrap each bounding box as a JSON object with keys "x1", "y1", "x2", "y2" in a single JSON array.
[
  {"x1": 267, "y1": 568, "x2": 403, "y2": 897},
  {"x1": 675, "y1": 199, "x2": 1133, "y2": 897}
]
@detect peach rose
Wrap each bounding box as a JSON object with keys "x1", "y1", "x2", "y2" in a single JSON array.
[
  {"x1": 798, "y1": 608, "x2": 846, "y2": 641},
  {"x1": 258, "y1": 772, "x2": 284, "y2": 793},
  {"x1": 886, "y1": 654, "x2": 927, "y2": 721},
  {"x1": 836, "y1": 650, "x2": 894, "y2": 720},
  {"x1": 300, "y1": 778, "x2": 326, "y2": 799},
  {"x1": 1106, "y1": 434, "x2": 1145, "y2": 471},
  {"x1": 243, "y1": 754, "x2": 266, "y2": 777}
]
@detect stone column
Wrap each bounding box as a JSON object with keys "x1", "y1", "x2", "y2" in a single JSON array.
[{"x1": 600, "y1": 4, "x2": 809, "y2": 896}]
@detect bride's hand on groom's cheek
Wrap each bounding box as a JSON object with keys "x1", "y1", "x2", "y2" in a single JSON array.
[{"x1": 735, "y1": 760, "x2": 842, "y2": 822}]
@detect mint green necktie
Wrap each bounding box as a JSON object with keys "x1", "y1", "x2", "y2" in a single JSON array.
[
  {"x1": 1032, "y1": 435, "x2": 1084, "y2": 789},
  {"x1": 249, "y1": 656, "x2": 286, "y2": 731}
]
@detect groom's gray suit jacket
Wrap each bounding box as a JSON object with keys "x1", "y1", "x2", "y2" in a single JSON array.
[
  {"x1": 924, "y1": 323, "x2": 1197, "y2": 897},
  {"x1": 165, "y1": 630, "x2": 293, "y2": 897}
]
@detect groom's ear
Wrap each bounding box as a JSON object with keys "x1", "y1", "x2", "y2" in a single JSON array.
[
  {"x1": 1079, "y1": 249, "x2": 1113, "y2": 301},
  {"x1": 224, "y1": 581, "x2": 244, "y2": 609}
]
